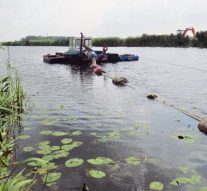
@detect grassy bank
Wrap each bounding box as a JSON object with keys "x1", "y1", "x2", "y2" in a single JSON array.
[
  {"x1": 0, "y1": 56, "x2": 34, "y2": 190},
  {"x1": 2, "y1": 31, "x2": 207, "y2": 48}
]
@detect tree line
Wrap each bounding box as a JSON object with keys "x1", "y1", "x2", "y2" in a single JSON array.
[{"x1": 2, "y1": 31, "x2": 207, "y2": 48}]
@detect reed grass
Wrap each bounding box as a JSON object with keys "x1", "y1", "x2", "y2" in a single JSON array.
[{"x1": 0, "y1": 56, "x2": 33, "y2": 191}]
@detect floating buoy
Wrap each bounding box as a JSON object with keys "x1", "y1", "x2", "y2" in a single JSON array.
[
  {"x1": 147, "y1": 94, "x2": 158, "y2": 100},
  {"x1": 90, "y1": 63, "x2": 98, "y2": 69},
  {"x1": 93, "y1": 66, "x2": 105, "y2": 75},
  {"x1": 198, "y1": 119, "x2": 207, "y2": 134},
  {"x1": 112, "y1": 77, "x2": 128, "y2": 86}
]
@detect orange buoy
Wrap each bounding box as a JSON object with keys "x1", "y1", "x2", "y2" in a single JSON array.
[
  {"x1": 93, "y1": 66, "x2": 105, "y2": 75},
  {"x1": 90, "y1": 63, "x2": 98, "y2": 69}
]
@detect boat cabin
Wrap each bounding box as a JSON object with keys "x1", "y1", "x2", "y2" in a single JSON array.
[{"x1": 68, "y1": 36, "x2": 92, "y2": 51}]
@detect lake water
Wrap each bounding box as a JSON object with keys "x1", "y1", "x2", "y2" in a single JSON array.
[{"x1": 0, "y1": 46, "x2": 207, "y2": 191}]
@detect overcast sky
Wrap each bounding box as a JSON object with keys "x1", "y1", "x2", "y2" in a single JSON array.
[{"x1": 0, "y1": 0, "x2": 206, "y2": 41}]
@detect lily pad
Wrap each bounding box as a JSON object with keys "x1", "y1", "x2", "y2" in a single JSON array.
[
  {"x1": 23, "y1": 147, "x2": 34, "y2": 152},
  {"x1": 24, "y1": 127, "x2": 32, "y2": 131},
  {"x1": 171, "y1": 175, "x2": 201, "y2": 186},
  {"x1": 65, "y1": 158, "x2": 83, "y2": 167},
  {"x1": 126, "y1": 156, "x2": 140, "y2": 165},
  {"x1": 149, "y1": 181, "x2": 164, "y2": 190},
  {"x1": 38, "y1": 141, "x2": 50, "y2": 145},
  {"x1": 50, "y1": 146, "x2": 60, "y2": 151},
  {"x1": 87, "y1": 157, "x2": 114, "y2": 165},
  {"x1": 200, "y1": 187, "x2": 207, "y2": 191},
  {"x1": 18, "y1": 134, "x2": 30, "y2": 140},
  {"x1": 61, "y1": 138, "x2": 72, "y2": 144},
  {"x1": 52, "y1": 150, "x2": 69, "y2": 159},
  {"x1": 170, "y1": 133, "x2": 197, "y2": 143},
  {"x1": 88, "y1": 170, "x2": 106, "y2": 179},
  {"x1": 51, "y1": 131, "x2": 67, "y2": 136},
  {"x1": 43, "y1": 172, "x2": 62, "y2": 187},
  {"x1": 40, "y1": 131, "x2": 53, "y2": 135},
  {"x1": 36, "y1": 149, "x2": 52, "y2": 155},
  {"x1": 42, "y1": 119, "x2": 57, "y2": 126},
  {"x1": 72, "y1": 131, "x2": 82, "y2": 136}
]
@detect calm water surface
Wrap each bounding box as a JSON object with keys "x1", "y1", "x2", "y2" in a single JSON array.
[{"x1": 0, "y1": 46, "x2": 207, "y2": 191}]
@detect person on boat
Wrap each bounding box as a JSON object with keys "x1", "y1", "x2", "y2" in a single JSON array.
[{"x1": 83, "y1": 44, "x2": 97, "y2": 65}]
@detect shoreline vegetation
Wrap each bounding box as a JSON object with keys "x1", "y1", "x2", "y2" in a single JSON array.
[
  {"x1": 2, "y1": 31, "x2": 207, "y2": 48},
  {"x1": 0, "y1": 54, "x2": 34, "y2": 190}
]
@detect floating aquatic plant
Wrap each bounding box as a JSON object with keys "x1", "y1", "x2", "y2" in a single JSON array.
[
  {"x1": 24, "y1": 127, "x2": 32, "y2": 131},
  {"x1": 170, "y1": 175, "x2": 201, "y2": 186},
  {"x1": 51, "y1": 131, "x2": 67, "y2": 136},
  {"x1": 126, "y1": 156, "x2": 140, "y2": 165},
  {"x1": 41, "y1": 119, "x2": 57, "y2": 126},
  {"x1": 65, "y1": 158, "x2": 83, "y2": 167},
  {"x1": 23, "y1": 147, "x2": 34, "y2": 152},
  {"x1": 36, "y1": 149, "x2": 52, "y2": 155},
  {"x1": 18, "y1": 134, "x2": 30, "y2": 140},
  {"x1": 61, "y1": 138, "x2": 72, "y2": 144},
  {"x1": 149, "y1": 181, "x2": 164, "y2": 190},
  {"x1": 43, "y1": 172, "x2": 62, "y2": 187},
  {"x1": 145, "y1": 158, "x2": 160, "y2": 164},
  {"x1": 38, "y1": 141, "x2": 50, "y2": 146},
  {"x1": 87, "y1": 157, "x2": 114, "y2": 165},
  {"x1": 88, "y1": 170, "x2": 106, "y2": 179},
  {"x1": 200, "y1": 187, "x2": 207, "y2": 191},
  {"x1": 40, "y1": 131, "x2": 53, "y2": 135},
  {"x1": 170, "y1": 133, "x2": 197, "y2": 143},
  {"x1": 72, "y1": 131, "x2": 82, "y2": 136}
]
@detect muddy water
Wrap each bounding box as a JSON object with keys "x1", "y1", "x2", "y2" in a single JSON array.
[{"x1": 1, "y1": 47, "x2": 207, "y2": 191}]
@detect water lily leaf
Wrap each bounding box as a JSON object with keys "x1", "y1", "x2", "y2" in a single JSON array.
[
  {"x1": 178, "y1": 166, "x2": 190, "y2": 174},
  {"x1": 42, "y1": 119, "x2": 57, "y2": 126},
  {"x1": 40, "y1": 131, "x2": 53, "y2": 135},
  {"x1": 23, "y1": 147, "x2": 34, "y2": 152},
  {"x1": 72, "y1": 131, "x2": 82, "y2": 136},
  {"x1": 65, "y1": 158, "x2": 83, "y2": 167},
  {"x1": 149, "y1": 181, "x2": 164, "y2": 190},
  {"x1": 61, "y1": 141, "x2": 83, "y2": 151},
  {"x1": 38, "y1": 141, "x2": 50, "y2": 145},
  {"x1": 36, "y1": 149, "x2": 52, "y2": 155},
  {"x1": 89, "y1": 132, "x2": 97, "y2": 136},
  {"x1": 89, "y1": 170, "x2": 106, "y2": 179},
  {"x1": 42, "y1": 155, "x2": 55, "y2": 162},
  {"x1": 87, "y1": 157, "x2": 114, "y2": 165},
  {"x1": 24, "y1": 127, "x2": 32, "y2": 131},
  {"x1": 43, "y1": 172, "x2": 62, "y2": 187},
  {"x1": 52, "y1": 150, "x2": 69, "y2": 159},
  {"x1": 43, "y1": 162, "x2": 58, "y2": 170},
  {"x1": 18, "y1": 134, "x2": 30, "y2": 140},
  {"x1": 38, "y1": 144, "x2": 50, "y2": 150},
  {"x1": 170, "y1": 133, "x2": 197, "y2": 144},
  {"x1": 61, "y1": 144, "x2": 75, "y2": 151},
  {"x1": 50, "y1": 146, "x2": 60, "y2": 151},
  {"x1": 61, "y1": 138, "x2": 72, "y2": 144},
  {"x1": 33, "y1": 167, "x2": 47, "y2": 175},
  {"x1": 51, "y1": 131, "x2": 67, "y2": 136},
  {"x1": 108, "y1": 131, "x2": 120, "y2": 139},
  {"x1": 200, "y1": 187, "x2": 207, "y2": 191},
  {"x1": 170, "y1": 175, "x2": 201, "y2": 186},
  {"x1": 126, "y1": 156, "x2": 140, "y2": 165},
  {"x1": 146, "y1": 158, "x2": 160, "y2": 164}
]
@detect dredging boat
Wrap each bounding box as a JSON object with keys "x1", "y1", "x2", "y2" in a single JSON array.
[{"x1": 43, "y1": 33, "x2": 139, "y2": 64}]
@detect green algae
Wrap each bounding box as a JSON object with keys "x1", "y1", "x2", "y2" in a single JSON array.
[
  {"x1": 65, "y1": 158, "x2": 83, "y2": 167},
  {"x1": 89, "y1": 170, "x2": 106, "y2": 179},
  {"x1": 61, "y1": 138, "x2": 72, "y2": 144},
  {"x1": 87, "y1": 157, "x2": 114, "y2": 165},
  {"x1": 149, "y1": 181, "x2": 164, "y2": 190},
  {"x1": 126, "y1": 156, "x2": 141, "y2": 165}
]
